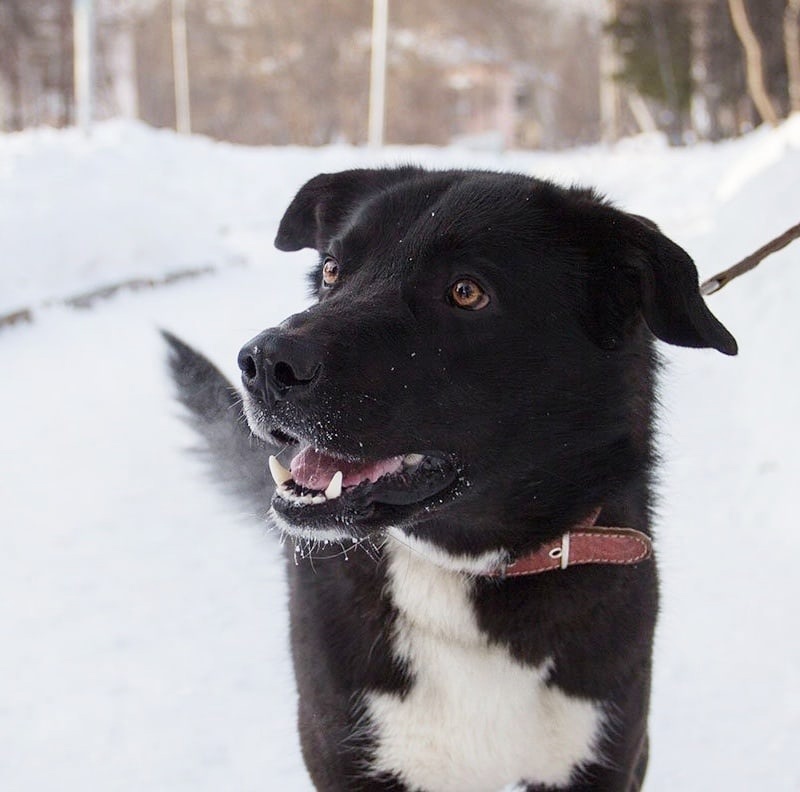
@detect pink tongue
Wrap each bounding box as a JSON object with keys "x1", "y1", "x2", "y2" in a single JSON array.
[{"x1": 290, "y1": 446, "x2": 404, "y2": 490}]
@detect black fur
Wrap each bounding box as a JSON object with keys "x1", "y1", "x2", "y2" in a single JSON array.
[
  {"x1": 165, "y1": 167, "x2": 735, "y2": 791},
  {"x1": 162, "y1": 330, "x2": 273, "y2": 514}
]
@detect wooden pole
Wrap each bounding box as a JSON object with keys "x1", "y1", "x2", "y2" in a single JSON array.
[
  {"x1": 73, "y1": 0, "x2": 94, "y2": 135},
  {"x1": 368, "y1": 0, "x2": 388, "y2": 147},
  {"x1": 600, "y1": 0, "x2": 621, "y2": 143},
  {"x1": 172, "y1": 0, "x2": 191, "y2": 134}
]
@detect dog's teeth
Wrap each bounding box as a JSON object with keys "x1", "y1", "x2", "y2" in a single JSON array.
[
  {"x1": 325, "y1": 471, "x2": 343, "y2": 500},
  {"x1": 404, "y1": 453, "x2": 425, "y2": 467},
  {"x1": 269, "y1": 455, "x2": 293, "y2": 487}
]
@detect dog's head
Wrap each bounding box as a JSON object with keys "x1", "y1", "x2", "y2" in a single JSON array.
[{"x1": 239, "y1": 167, "x2": 736, "y2": 558}]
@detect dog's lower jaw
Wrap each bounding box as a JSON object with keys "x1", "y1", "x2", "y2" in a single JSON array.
[
  {"x1": 363, "y1": 535, "x2": 606, "y2": 792},
  {"x1": 269, "y1": 506, "x2": 354, "y2": 545}
]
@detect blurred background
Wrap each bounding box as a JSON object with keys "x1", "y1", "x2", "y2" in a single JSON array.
[{"x1": 1, "y1": 0, "x2": 798, "y2": 148}]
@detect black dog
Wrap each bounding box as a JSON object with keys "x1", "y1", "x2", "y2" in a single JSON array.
[{"x1": 165, "y1": 167, "x2": 736, "y2": 791}]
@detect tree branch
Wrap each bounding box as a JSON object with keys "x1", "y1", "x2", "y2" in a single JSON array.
[
  {"x1": 701, "y1": 221, "x2": 800, "y2": 295},
  {"x1": 727, "y1": 0, "x2": 780, "y2": 125}
]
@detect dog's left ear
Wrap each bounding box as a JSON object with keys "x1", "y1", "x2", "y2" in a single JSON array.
[
  {"x1": 599, "y1": 212, "x2": 738, "y2": 355},
  {"x1": 275, "y1": 167, "x2": 423, "y2": 252}
]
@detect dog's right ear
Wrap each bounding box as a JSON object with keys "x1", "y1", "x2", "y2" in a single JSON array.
[{"x1": 275, "y1": 167, "x2": 424, "y2": 252}]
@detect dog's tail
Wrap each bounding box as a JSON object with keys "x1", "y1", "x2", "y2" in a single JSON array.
[{"x1": 161, "y1": 330, "x2": 274, "y2": 516}]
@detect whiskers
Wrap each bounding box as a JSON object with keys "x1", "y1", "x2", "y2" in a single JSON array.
[{"x1": 270, "y1": 523, "x2": 385, "y2": 568}]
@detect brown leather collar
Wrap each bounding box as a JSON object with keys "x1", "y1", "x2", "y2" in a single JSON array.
[{"x1": 487, "y1": 509, "x2": 653, "y2": 578}]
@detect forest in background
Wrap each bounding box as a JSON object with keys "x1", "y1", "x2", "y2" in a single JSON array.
[{"x1": 1, "y1": 0, "x2": 798, "y2": 148}]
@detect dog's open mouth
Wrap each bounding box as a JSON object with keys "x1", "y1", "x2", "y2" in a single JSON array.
[{"x1": 267, "y1": 438, "x2": 457, "y2": 532}]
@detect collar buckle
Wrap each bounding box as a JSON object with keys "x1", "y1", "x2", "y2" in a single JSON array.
[{"x1": 547, "y1": 532, "x2": 571, "y2": 570}]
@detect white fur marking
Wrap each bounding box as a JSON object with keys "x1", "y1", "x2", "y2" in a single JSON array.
[
  {"x1": 366, "y1": 535, "x2": 605, "y2": 791},
  {"x1": 386, "y1": 527, "x2": 507, "y2": 576}
]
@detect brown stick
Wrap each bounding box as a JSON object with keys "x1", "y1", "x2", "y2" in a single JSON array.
[{"x1": 701, "y1": 221, "x2": 800, "y2": 295}]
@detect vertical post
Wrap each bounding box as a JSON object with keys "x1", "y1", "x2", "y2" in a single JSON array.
[
  {"x1": 784, "y1": 0, "x2": 800, "y2": 114},
  {"x1": 368, "y1": 0, "x2": 388, "y2": 147},
  {"x1": 599, "y1": 0, "x2": 620, "y2": 143},
  {"x1": 73, "y1": 0, "x2": 94, "y2": 135},
  {"x1": 689, "y1": 0, "x2": 715, "y2": 140},
  {"x1": 172, "y1": 0, "x2": 191, "y2": 134},
  {"x1": 109, "y1": 23, "x2": 139, "y2": 120}
]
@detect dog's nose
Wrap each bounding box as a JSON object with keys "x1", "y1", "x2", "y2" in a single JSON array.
[
  {"x1": 237, "y1": 343, "x2": 264, "y2": 396},
  {"x1": 238, "y1": 330, "x2": 321, "y2": 402}
]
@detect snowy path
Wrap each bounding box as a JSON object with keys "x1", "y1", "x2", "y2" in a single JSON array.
[{"x1": 1, "y1": 120, "x2": 799, "y2": 790}]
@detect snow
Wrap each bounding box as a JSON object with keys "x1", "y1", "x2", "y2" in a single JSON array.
[{"x1": 1, "y1": 118, "x2": 798, "y2": 791}]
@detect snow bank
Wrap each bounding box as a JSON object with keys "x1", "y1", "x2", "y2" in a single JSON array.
[{"x1": 0, "y1": 119, "x2": 798, "y2": 790}]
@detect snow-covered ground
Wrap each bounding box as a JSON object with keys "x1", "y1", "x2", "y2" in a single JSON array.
[{"x1": 0, "y1": 119, "x2": 798, "y2": 791}]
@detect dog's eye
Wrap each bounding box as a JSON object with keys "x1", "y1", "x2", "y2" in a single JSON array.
[
  {"x1": 449, "y1": 279, "x2": 489, "y2": 310},
  {"x1": 321, "y1": 257, "x2": 340, "y2": 288}
]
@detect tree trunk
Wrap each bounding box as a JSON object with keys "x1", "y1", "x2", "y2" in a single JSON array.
[
  {"x1": 727, "y1": 0, "x2": 780, "y2": 125},
  {"x1": 8, "y1": 37, "x2": 23, "y2": 131},
  {"x1": 600, "y1": 0, "x2": 621, "y2": 143},
  {"x1": 786, "y1": 0, "x2": 800, "y2": 113},
  {"x1": 689, "y1": 0, "x2": 722, "y2": 140},
  {"x1": 171, "y1": 0, "x2": 191, "y2": 134},
  {"x1": 627, "y1": 92, "x2": 658, "y2": 134},
  {"x1": 648, "y1": 0, "x2": 684, "y2": 144},
  {"x1": 109, "y1": 23, "x2": 139, "y2": 119},
  {"x1": 57, "y1": 0, "x2": 73, "y2": 127}
]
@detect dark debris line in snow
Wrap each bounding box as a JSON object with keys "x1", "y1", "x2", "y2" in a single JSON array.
[{"x1": 0, "y1": 265, "x2": 216, "y2": 331}]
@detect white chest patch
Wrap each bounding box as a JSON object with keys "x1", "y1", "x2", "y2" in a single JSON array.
[{"x1": 365, "y1": 535, "x2": 605, "y2": 792}]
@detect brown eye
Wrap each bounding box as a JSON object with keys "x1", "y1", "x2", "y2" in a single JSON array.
[
  {"x1": 322, "y1": 257, "x2": 339, "y2": 287},
  {"x1": 449, "y1": 278, "x2": 489, "y2": 310}
]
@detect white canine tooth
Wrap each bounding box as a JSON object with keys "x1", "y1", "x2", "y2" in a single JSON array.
[
  {"x1": 404, "y1": 453, "x2": 425, "y2": 467},
  {"x1": 325, "y1": 471, "x2": 343, "y2": 500},
  {"x1": 268, "y1": 455, "x2": 292, "y2": 487}
]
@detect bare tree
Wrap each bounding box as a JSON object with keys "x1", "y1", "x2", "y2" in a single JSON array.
[
  {"x1": 170, "y1": 0, "x2": 190, "y2": 133},
  {"x1": 689, "y1": 0, "x2": 723, "y2": 140},
  {"x1": 786, "y1": 0, "x2": 800, "y2": 113},
  {"x1": 600, "y1": 0, "x2": 622, "y2": 142},
  {"x1": 727, "y1": 0, "x2": 780, "y2": 124},
  {"x1": 55, "y1": 0, "x2": 73, "y2": 125},
  {"x1": 0, "y1": 0, "x2": 76, "y2": 129},
  {"x1": 0, "y1": 1, "x2": 29, "y2": 129}
]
